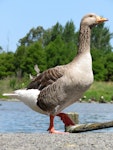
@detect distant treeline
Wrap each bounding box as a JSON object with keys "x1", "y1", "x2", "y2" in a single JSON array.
[{"x1": 0, "y1": 21, "x2": 113, "y2": 81}]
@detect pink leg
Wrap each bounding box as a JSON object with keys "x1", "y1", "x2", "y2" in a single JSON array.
[
  {"x1": 47, "y1": 115, "x2": 68, "y2": 134},
  {"x1": 57, "y1": 113, "x2": 75, "y2": 126}
]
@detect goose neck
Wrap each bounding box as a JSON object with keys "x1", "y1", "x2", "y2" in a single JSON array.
[{"x1": 77, "y1": 25, "x2": 91, "y2": 54}]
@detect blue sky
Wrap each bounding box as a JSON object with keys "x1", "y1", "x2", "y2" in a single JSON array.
[{"x1": 0, "y1": 0, "x2": 113, "y2": 52}]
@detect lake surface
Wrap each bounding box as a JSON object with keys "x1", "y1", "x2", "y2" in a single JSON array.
[{"x1": 1, "y1": 100, "x2": 113, "y2": 133}]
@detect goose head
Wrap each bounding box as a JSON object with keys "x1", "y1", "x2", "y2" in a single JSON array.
[{"x1": 80, "y1": 13, "x2": 108, "y2": 28}]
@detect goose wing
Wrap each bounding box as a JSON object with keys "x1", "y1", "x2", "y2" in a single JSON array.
[{"x1": 27, "y1": 66, "x2": 65, "y2": 90}]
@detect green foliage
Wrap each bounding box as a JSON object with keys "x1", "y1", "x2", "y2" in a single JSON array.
[
  {"x1": 84, "y1": 81, "x2": 113, "y2": 102},
  {"x1": 45, "y1": 36, "x2": 76, "y2": 68},
  {"x1": 63, "y1": 20, "x2": 76, "y2": 43},
  {"x1": 0, "y1": 76, "x2": 30, "y2": 98},
  {"x1": 19, "y1": 26, "x2": 44, "y2": 46},
  {"x1": 91, "y1": 23, "x2": 113, "y2": 53},
  {"x1": 92, "y1": 49, "x2": 107, "y2": 81},
  {"x1": 0, "y1": 52, "x2": 15, "y2": 79},
  {"x1": 105, "y1": 53, "x2": 113, "y2": 81},
  {"x1": 9, "y1": 76, "x2": 29, "y2": 90},
  {"x1": 9, "y1": 78, "x2": 16, "y2": 89},
  {"x1": 15, "y1": 42, "x2": 46, "y2": 75},
  {"x1": 50, "y1": 22, "x2": 63, "y2": 42}
]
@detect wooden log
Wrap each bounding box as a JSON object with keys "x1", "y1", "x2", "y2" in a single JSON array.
[
  {"x1": 67, "y1": 112, "x2": 79, "y2": 124},
  {"x1": 65, "y1": 121, "x2": 113, "y2": 133}
]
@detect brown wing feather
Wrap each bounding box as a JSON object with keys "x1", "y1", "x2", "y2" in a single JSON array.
[{"x1": 27, "y1": 66, "x2": 65, "y2": 90}]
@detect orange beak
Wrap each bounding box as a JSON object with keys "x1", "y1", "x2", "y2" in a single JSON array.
[{"x1": 96, "y1": 16, "x2": 108, "y2": 23}]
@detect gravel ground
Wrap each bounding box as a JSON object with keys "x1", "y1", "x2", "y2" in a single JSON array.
[{"x1": 1, "y1": 133, "x2": 113, "y2": 150}]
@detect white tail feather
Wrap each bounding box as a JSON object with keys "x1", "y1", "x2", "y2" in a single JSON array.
[{"x1": 3, "y1": 93, "x2": 18, "y2": 97}]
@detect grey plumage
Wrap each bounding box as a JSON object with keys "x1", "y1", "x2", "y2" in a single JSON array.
[
  {"x1": 3, "y1": 13, "x2": 108, "y2": 133},
  {"x1": 27, "y1": 13, "x2": 108, "y2": 116}
]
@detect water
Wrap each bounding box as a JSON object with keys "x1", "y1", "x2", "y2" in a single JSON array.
[{"x1": 1, "y1": 100, "x2": 113, "y2": 133}]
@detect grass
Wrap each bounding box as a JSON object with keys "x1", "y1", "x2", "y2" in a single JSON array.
[
  {"x1": 0, "y1": 77, "x2": 29, "y2": 99},
  {"x1": 0, "y1": 77, "x2": 113, "y2": 102},
  {"x1": 84, "y1": 81, "x2": 113, "y2": 102}
]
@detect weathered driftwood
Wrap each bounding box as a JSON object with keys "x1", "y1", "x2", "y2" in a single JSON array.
[
  {"x1": 67, "y1": 112, "x2": 79, "y2": 124},
  {"x1": 65, "y1": 121, "x2": 113, "y2": 133}
]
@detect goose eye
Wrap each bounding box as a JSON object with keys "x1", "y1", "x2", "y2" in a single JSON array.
[{"x1": 89, "y1": 15, "x2": 93, "y2": 17}]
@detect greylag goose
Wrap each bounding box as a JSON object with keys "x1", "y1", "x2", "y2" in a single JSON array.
[{"x1": 3, "y1": 13, "x2": 108, "y2": 133}]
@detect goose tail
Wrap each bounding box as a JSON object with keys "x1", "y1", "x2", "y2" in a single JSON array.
[
  {"x1": 3, "y1": 89, "x2": 40, "y2": 104},
  {"x1": 3, "y1": 92, "x2": 18, "y2": 98}
]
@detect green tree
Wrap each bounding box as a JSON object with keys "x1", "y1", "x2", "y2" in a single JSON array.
[
  {"x1": 105, "y1": 52, "x2": 113, "y2": 81},
  {"x1": 43, "y1": 28, "x2": 52, "y2": 46},
  {"x1": 50, "y1": 22, "x2": 63, "y2": 42},
  {"x1": 91, "y1": 49, "x2": 107, "y2": 81},
  {"x1": 45, "y1": 36, "x2": 76, "y2": 68},
  {"x1": 19, "y1": 26, "x2": 44, "y2": 46},
  {"x1": 0, "y1": 46, "x2": 3, "y2": 53},
  {"x1": 15, "y1": 42, "x2": 46, "y2": 76},
  {"x1": 14, "y1": 45, "x2": 26, "y2": 73},
  {"x1": 0, "y1": 52, "x2": 15, "y2": 78},
  {"x1": 63, "y1": 20, "x2": 76, "y2": 43},
  {"x1": 91, "y1": 23, "x2": 113, "y2": 53}
]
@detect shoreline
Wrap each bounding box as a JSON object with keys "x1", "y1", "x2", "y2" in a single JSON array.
[
  {"x1": 1, "y1": 133, "x2": 113, "y2": 150},
  {"x1": 1, "y1": 98, "x2": 113, "y2": 104}
]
